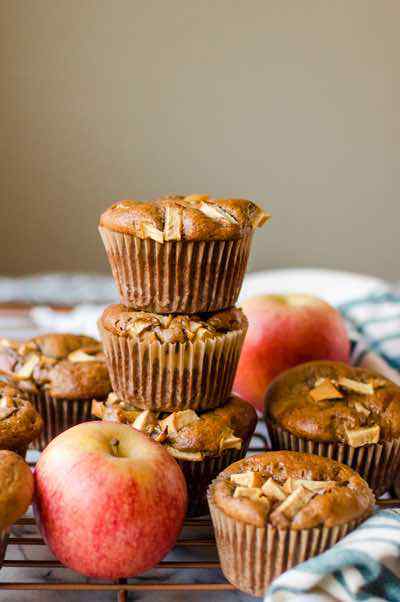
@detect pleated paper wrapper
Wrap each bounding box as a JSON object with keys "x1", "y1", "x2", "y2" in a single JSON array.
[
  {"x1": 100, "y1": 323, "x2": 246, "y2": 411},
  {"x1": 268, "y1": 421, "x2": 400, "y2": 496},
  {"x1": 27, "y1": 391, "x2": 101, "y2": 450},
  {"x1": 99, "y1": 227, "x2": 252, "y2": 313},
  {"x1": 208, "y1": 494, "x2": 365, "y2": 597},
  {"x1": 0, "y1": 441, "x2": 28, "y2": 458},
  {"x1": 176, "y1": 430, "x2": 254, "y2": 518},
  {"x1": 0, "y1": 530, "x2": 8, "y2": 570}
]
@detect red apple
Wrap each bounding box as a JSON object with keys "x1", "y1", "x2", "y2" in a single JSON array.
[
  {"x1": 33, "y1": 421, "x2": 187, "y2": 579},
  {"x1": 234, "y1": 294, "x2": 350, "y2": 411}
]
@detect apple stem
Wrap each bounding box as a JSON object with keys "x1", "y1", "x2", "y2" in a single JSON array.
[{"x1": 110, "y1": 438, "x2": 120, "y2": 457}]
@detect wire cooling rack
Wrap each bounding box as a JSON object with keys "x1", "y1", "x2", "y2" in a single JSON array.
[
  {"x1": 0, "y1": 430, "x2": 270, "y2": 600},
  {"x1": 4, "y1": 517, "x2": 231, "y2": 600},
  {"x1": 1, "y1": 427, "x2": 399, "y2": 601}
]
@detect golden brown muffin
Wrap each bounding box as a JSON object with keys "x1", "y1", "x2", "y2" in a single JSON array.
[
  {"x1": 99, "y1": 194, "x2": 270, "y2": 313},
  {"x1": 266, "y1": 361, "x2": 400, "y2": 444},
  {"x1": 0, "y1": 450, "x2": 34, "y2": 533},
  {"x1": 99, "y1": 305, "x2": 248, "y2": 411},
  {"x1": 0, "y1": 382, "x2": 42, "y2": 455},
  {"x1": 0, "y1": 335, "x2": 111, "y2": 449},
  {"x1": 101, "y1": 304, "x2": 247, "y2": 342},
  {"x1": 0, "y1": 334, "x2": 110, "y2": 399},
  {"x1": 208, "y1": 450, "x2": 374, "y2": 596},
  {"x1": 93, "y1": 394, "x2": 257, "y2": 516},
  {"x1": 93, "y1": 393, "x2": 256, "y2": 458},
  {"x1": 211, "y1": 451, "x2": 373, "y2": 529},
  {"x1": 100, "y1": 195, "x2": 269, "y2": 241},
  {"x1": 265, "y1": 361, "x2": 400, "y2": 495}
]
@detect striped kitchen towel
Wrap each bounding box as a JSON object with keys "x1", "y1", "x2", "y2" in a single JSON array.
[
  {"x1": 343, "y1": 290, "x2": 400, "y2": 385},
  {"x1": 264, "y1": 509, "x2": 400, "y2": 602}
]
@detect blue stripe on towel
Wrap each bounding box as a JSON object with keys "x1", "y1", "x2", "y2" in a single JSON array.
[
  {"x1": 264, "y1": 507, "x2": 400, "y2": 600},
  {"x1": 340, "y1": 292, "x2": 394, "y2": 312},
  {"x1": 340, "y1": 290, "x2": 400, "y2": 373}
]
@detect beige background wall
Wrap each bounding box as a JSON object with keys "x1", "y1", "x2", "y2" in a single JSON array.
[{"x1": 1, "y1": 0, "x2": 399, "y2": 280}]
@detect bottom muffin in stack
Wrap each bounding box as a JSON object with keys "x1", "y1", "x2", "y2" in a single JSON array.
[
  {"x1": 92, "y1": 393, "x2": 257, "y2": 516},
  {"x1": 0, "y1": 450, "x2": 34, "y2": 569},
  {"x1": 208, "y1": 450, "x2": 374, "y2": 596}
]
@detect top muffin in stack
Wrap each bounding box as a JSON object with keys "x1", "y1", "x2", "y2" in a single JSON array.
[
  {"x1": 99, "y1": 194, "x2": 269, "y2": 413},
  {"x1": 99, "y1": 194, "x2": 269, "y2": 314}
]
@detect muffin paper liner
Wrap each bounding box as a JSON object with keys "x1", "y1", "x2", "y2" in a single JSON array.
[
  {"x1": 99, "y1": 323, "x2": 247, "y2": 411},
  {"x1": 208, "y1": 494, "x2": 365, "y2": 597},
  {"x1": 394, "y1": 475, "x2": 400, "y2": 498},
  {"x1": 27, "y1": 391, "x2": 96, "y2": 450},
  {"x1": 267, "y1": 421, "x2": 400, "y2": 497},
  {"x1": 177, "y1": 431, "x2": 254, "y2": 518},
  {"x1": 0, "y1": 443, "x2": 28, "y2": 458},
  {"x1": 0, "y1": 529, "x2": 9, "y2": 570},
  {"x1": 99, "y1": 227, "x2": 252, "y2": 313}
]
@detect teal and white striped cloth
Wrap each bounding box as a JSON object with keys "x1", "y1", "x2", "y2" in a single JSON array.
[
  {"x1": 341, "y1": 290, "x2": 400, "y2": 384},
  {"x1": 264, "y1": 288, "x2": 400, "y2": 601},
  {"x1": 339, "y1": 290, "x2": 400, "y2": 371},
  {"x1": 265, "y1": 509, "x2": 400, "y2": 602}
]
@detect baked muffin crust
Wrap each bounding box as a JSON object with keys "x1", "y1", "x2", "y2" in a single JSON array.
[
  {"x1": 100, "y1": 305, "x2": 248, "y2": 344},
  {"x1": 211, "y1": 451, "x2": 374, "y2": 529},
  {"x1": 99, "y1": 195, "x2": 270, "y2": 242},
  {"x1": 0, "y1": 334, "x2": 111, "y2": 400},
  {"x1": 92, "y1": 394, "x2": 257, "y2": 460},
  {"x1": 0, "y1": 450, "x2": 34, "y2": 530},
  {"x1": 0, "y1": 383, "x2": 42, "y2": 450},
  {"x1": 266, "y1": 361, "x2": 400, "y2": 445}
]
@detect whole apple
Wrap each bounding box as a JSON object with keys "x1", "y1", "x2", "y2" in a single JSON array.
[
  {"x1": 233, "y1": 294, "x2": 350, "y2": 412},
  {"x1": 33, "y1": 421, "x2": 187, "y2": 579}
]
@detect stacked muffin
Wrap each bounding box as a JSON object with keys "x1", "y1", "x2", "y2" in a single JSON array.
[{"x1": 96, "y1": 194, "x2": 269, "y2": 515}]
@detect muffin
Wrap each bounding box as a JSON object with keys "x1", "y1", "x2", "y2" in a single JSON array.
[
  {"x1": 0, "y1": 334, "x2": 111, "y2": 449},
  {"x1": 0, "y1": 383, "x2": 42, "y2": 456},
  {"x1": 99, "y1": 195, "x2": 269, "y2": 314},
  {"x1": 0, "y1": 450, "x2": 34, "y2": 569},
  {"x1": 92, "y1": 393, "x2": 257, "y2": 516},
  {"x1": 265, "y1": 360, "x2": 400, "y2": 495},
  {"x1": 208, "y1": 451, "x2": 374, "y2": 596},
  {"x1": 99, "y1": 304, "x2": 248, "y2": 411}
]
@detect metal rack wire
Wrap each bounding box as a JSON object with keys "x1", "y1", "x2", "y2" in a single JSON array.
[
  {"x1": 0, "y1": 431, "x2": 269, "y2": 599},
  {"x1": 3, "y1": 518, "x2": 233, "y2": 599},
  {"x1": 1, "y1": 429, "x2": 399, "y2": 600}
]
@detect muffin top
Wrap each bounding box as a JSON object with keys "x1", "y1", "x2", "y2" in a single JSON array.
[
  {"x1": 92, "y1": 393, "x2": 257, "y2": 460},
  {"x1": 210, "y1": 451, "x2": 374, "y2": 529},
  {"x1": 0, "y1": 382, "x2": 42, "y2": 449},
  {"x1": 100, "y1": 305, "x2": 248, "y2": 344},
  {"x1": 99, "y1": 194, "x2": 270, "y2": 242},
  {"x1": 0, "y1": 450, "x2": 34, "y2": 530},
  {"x1": 0, "y1": 334, "x2": 111, "y2": 400},
  {"x1": 266, "y1": 361, "x2": 400, "y2": 446}
]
